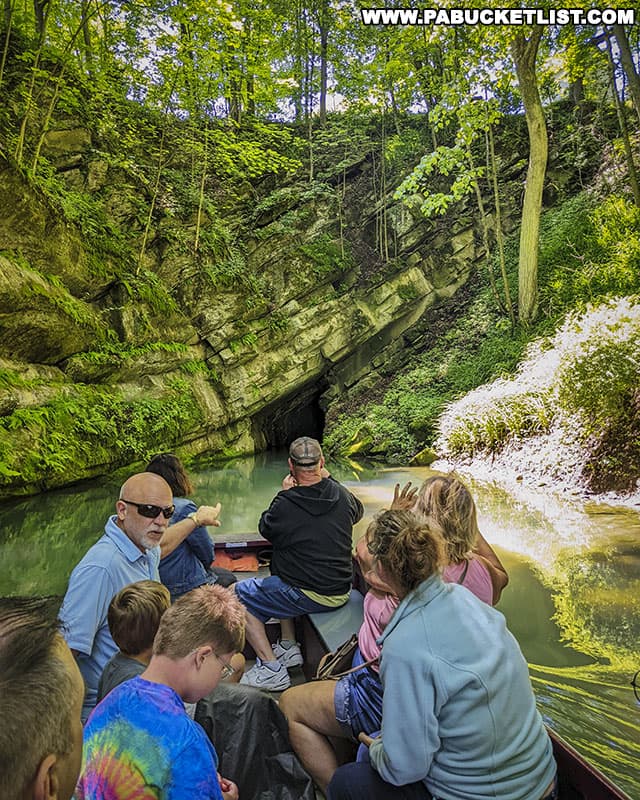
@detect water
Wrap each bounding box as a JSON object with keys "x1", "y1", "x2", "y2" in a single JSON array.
[{"x1": 1, "y1": 452, "x2": 638, "y2": 796}]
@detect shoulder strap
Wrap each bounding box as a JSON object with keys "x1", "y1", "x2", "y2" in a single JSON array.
[{"x1": 457, "y1": 559, "x2": 470, "y2": 585}]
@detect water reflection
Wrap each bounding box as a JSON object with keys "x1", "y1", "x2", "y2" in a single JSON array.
[{"x1": 0, "y1": 454, "x2": 638, "y2": 795}]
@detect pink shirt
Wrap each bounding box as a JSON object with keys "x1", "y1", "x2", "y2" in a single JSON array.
[
  {"x1": 358, "y1": 592, "x2": 399, "y2": 669},
  {"x1": 443, "y1": 556, "x2": 493, "y2": 605}
]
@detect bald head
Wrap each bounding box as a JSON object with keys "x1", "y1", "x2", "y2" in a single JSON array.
[
  {"x1": 119, "y1": 472, "x2": 172, "y2": 500},
  {"x1": 116, "y1": 472, "x2": 174, "y2": 553}
]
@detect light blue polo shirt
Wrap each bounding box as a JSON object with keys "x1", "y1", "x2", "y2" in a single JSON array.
[{"x1": 59, "y1": 515, "x2": 161, "y2": 721}]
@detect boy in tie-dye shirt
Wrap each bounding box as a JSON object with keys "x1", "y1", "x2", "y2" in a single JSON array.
[{"x1": 74, "y1": 585, "x2": 245, "y2": 800}]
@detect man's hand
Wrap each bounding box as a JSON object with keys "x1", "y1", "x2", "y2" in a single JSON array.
[
  {"x1": 390, "y1": 481, "x2": 418, "y2": 511},
  {"x1": 196, "y1": 503, "x2": 222, "y2": 527},
  {"x1": 218, "y1": 774, "x2": 239, "y2": 800},
  {"x1": 281, "y1": 473, "x2": 297, "y2": 490}
]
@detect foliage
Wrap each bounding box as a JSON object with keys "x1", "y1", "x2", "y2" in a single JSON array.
[
  {"x1": 0, "y1": 368, "x2": 28, "y2": 389},
  {"x1": 299, "y1": 233, "x2": 353, "y2": 278},
  {"x1": 209, "y1": 124, "x2": 303, "y2": 182},
  {"x1": 73, "y1": 340, "x2": 189, "y2": 368},
  {"x1": 325, "y1": 189, "x2": 640, "y2": 466},
  {"x1": 437, "y1": 296, "x2": 640, "y2": 492},
  {"x1": 0, "y1": 381, "x2": 203, "y2": 487},
  {"x1": 45, "y1": 184, "x2": 131, "y2": 269},
  {"x1": 539, "y1": 194, "x2": 640, "y2": 315},
  {"x1": 26, "y1": 271, "x2": 106, "y2": 335}
]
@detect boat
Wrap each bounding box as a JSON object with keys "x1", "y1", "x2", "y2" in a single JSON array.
[
  {"x1": 225, "y1": 536, "x2": 632, "y2": 800},
  {"x1": 296, "y1": 588, "x2": 633, "y2": 800}
]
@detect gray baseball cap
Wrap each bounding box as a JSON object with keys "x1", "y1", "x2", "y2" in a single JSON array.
[{"x1": 289, "y1": 436, "x2": 323, "y2": 466}]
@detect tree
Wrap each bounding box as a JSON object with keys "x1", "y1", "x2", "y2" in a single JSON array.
[
  {"x1": 611, "y1": 22, "x2": 640, "y2": 126},
  {"x1": 512, "y1": 27, "x2": 547, "y2": 327}
]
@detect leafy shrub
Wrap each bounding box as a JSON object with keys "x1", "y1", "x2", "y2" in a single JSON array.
[
  {"x1": 437, "y1": 297, "x2": 640, "y2": 492},
  {"x1": 539, "y1": 194, "x2": 640, "y2": 315}
]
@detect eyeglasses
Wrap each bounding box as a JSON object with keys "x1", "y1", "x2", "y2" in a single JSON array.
[
  {"x1": 212, "y1": 652, "x2": 235, "y2": 680},
  {"x1": 121, "y1": 500, "x2": 175, "y2": 519},
  {"x1": 632, "y1": 671, "x2": 640, "y2": 703}
]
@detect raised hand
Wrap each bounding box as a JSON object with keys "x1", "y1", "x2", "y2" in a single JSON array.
[
  {"x1": 391, "y1": 481, "x2": 418, "y2": 511},
  {"x1": 219, "y1": 774, "x2": 239, "y2": 800},
  {"x1": 281, "y1": 473, "x2": 298, "y2": 490},
  {"x1": 196, "y1": 503, "x2": 222, "y2": 527}
]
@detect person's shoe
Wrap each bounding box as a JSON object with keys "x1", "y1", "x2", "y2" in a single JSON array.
[
  {"x1": 240, "y1": 658, "x2": 291, "y2": 691},
  {"x1": 272, "y1": 639, "x2": 304, "y2": 668}
]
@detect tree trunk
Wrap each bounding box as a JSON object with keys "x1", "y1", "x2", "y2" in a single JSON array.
[
  {"x1": 0, "y1": 0, "x2": 16, "y2": 91},
  {"x1": 33, "y1": 0, "x2": 49, "y2": 41},
  {"x1": 487, "y1": 122, "x2": 515, "y2": 327},
  {"x1": 3, "y1": 0, "x2": 13, "y2": 30},
  {"x1": 512, "y1": 28, "x2": 547, "y2": 327},
  {"x1": 605, "y1": 31, "x2": 640, "y2": 207},
  {"x1": 81, "y1": 0, "x2": 93, "y2": 70},
  {"x1": 611, "y1": 23, "x2": 640, "y2": 126},
  {"x1": 318, "y1": 0, "x2": 328, "y2": 125}
]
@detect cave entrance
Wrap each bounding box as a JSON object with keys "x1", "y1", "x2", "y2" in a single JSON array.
[{"x1": 254, "y1": 383, "x2": 327, "y2": 449}]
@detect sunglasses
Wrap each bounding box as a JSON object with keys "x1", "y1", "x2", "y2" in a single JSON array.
[
  {"x1": 121, "y1": 499, "x2": 175, "y2": 519},
  {"x1": 632, "y1": 670, "x2": 640, "y2": 703}
]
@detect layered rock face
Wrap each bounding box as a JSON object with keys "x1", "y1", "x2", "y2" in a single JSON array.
[{"x1": 0, "y1": 130, "x2": 491, "y2": 498}]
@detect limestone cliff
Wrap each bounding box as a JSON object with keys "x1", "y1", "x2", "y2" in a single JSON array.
[{"x1": 0, "y1": 121, "x2": 513, "y2": 498}]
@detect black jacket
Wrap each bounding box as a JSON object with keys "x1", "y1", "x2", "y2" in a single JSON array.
[{"x1": 258, "y1": 477, "x2": 364, "y2": 595}]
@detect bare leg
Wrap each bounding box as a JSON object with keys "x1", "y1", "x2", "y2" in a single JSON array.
[
  {"x1": 225, "y1": 653, "x2": 245, "y2": 683},
  {"x1": 280, "y1": 618, "x2": 296, "y2": 642},
  {"x1": 280, "y1": 680, "x2": 347, "y2": 791},
  {"x1": 243, "y1": 610, "x2": 276, "y2": 661}
]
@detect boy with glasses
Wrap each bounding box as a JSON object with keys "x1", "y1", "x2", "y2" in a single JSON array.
[
  {"x1": 76, "y1": 584, "x2": 244, "y2": 800},
  {"x1": 60, "y1": 471, "x2": 222, "y2": 720}
]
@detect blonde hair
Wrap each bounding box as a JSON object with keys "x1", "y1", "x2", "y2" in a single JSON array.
[
  {"x1": 414, "y1": 475, "x2": 480, "y2": 564},
  {"x1": 367, "y1": 510, "x2": 446, "y2": 594},
  {"x1": 108, "y1": 580, "x2": 171, "y2": 656},
  {"x1": 153, "y1": 584, "x2": 245, "y2": 658}
]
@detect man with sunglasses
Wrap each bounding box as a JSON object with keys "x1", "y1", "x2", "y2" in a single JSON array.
[{"x1": 60, "y1": 471, "x2": 222, "y2": 721}]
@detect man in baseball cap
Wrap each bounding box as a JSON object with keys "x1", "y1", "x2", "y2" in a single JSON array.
[{"x1": 235, "y1": 437, "x2": 363, "y2": 690}]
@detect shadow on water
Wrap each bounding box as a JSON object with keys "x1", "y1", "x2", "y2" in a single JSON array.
[{"x1": 0, "y1": 454, "x2": 638, "y2": 795}]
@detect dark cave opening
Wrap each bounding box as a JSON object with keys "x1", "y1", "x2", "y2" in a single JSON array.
[{"x1": 254, "y1": 383, "x2": 327, "y2": 450}]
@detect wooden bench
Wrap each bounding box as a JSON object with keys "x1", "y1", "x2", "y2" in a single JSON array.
[{"x1": 296, "y1": 588, "x2": 365, "y2": 681}]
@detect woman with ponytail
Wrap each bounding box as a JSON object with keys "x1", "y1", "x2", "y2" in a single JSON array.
[{"x1": 327, "y1": 510, "x2": 557, "y2": 800}]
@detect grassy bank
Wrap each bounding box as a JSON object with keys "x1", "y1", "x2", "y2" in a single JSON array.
[{"x1": 324, "y1": 192, "x2": 640, "y2": 493}]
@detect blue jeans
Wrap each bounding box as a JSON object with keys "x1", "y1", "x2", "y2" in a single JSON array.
[
  {"x1": 234, "y1": 575, "x2": 338, "y2": 623},
  {"x1": 327, "y1": 762, "x2": 430, "y2": 800},
  {"x1": 328, "y1": 763, "x2": 560, "y2": 800},
  {"x1": 334, "y1": 648, "x2": 383, "y2": 739}
]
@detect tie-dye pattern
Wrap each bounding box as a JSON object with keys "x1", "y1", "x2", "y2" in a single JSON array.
[{"x1": 74, "y1": 676, "x2": 223, "y2": 800}]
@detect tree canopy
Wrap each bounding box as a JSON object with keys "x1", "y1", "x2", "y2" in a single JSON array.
[{"x1": 1, "y1": 0, "x2": 638, "y2": 325}]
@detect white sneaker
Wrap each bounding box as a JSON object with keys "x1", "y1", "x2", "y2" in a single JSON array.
[
  {"x1": 272, "y1": 639, "x2": 304, "y2": 668},
  {"x1": 240, "y1": 658, "x2": 291, "y2": 691}
]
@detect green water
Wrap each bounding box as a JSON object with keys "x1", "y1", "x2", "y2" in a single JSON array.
[{"x1": 0, "y1": 453, "x2": 638, "y2": 796}]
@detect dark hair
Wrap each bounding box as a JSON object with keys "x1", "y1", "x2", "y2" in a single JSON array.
[
  {"x1": 414, "y1": 475, "x2": 480, "y2": 563},
  {"x1": 153, "y1": 584, "x2": 245, "y2": 658},
  {"x1": 367, "y1": 510, "x2": 446, "y2": 594},
  {"x1": 0, "y1": 596, "x2": 75, "y2": 798},
  {"x1": 108, "y1": 581, "x2": 171, "y2": 656},
  {"x1": 145, "y1": 453, "x2": 193, "y2": 496}
]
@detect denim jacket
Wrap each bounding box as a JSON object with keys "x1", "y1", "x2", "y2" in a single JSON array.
[{"x1": 158, "y1": 497, "x2": 215, "y2": 600}]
